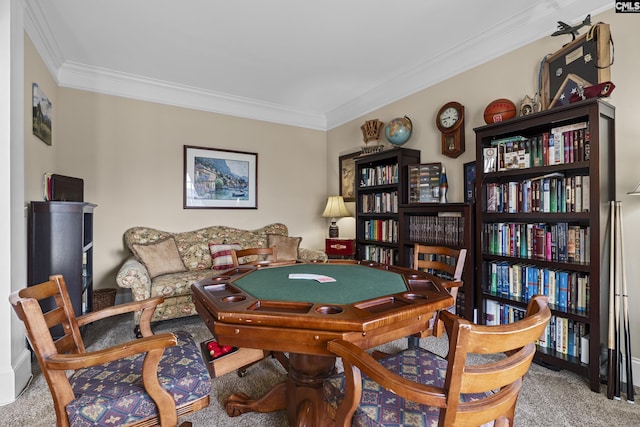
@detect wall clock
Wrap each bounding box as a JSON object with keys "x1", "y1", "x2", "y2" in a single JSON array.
[{"x1": 436, "y1": 101, "x2": 465, "y2": 158}]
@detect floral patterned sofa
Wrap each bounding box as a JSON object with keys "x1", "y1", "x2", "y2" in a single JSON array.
[{"x1": 116, "y1": 223, "x2": 327, "y2": 334}]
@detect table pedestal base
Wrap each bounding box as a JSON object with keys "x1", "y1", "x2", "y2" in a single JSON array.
[{"x1": 223, "y1": 353, "x2": 335, "y2": 426}]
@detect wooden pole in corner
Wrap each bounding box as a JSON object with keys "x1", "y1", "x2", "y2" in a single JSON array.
[
  {"x1": 617, "y1": 201, "x2": 635, "y2": 403},
  {"x1": 607, "y1": 201, "x2": 617, "y2": 399}
]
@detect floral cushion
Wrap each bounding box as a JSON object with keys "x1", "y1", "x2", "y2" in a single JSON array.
[
  {"x1": 66, "y1": 331, "x2": 211, "y2": 427},
  {"x1": 323, "y1": 347, "x2": 494, "y2": 427}
]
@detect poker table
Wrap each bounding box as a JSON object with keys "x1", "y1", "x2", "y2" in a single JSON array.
[{"x1": 191, "y1": 260, "x2": 454, "y2": 426}]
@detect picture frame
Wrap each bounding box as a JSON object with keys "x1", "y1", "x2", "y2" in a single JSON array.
[
  {"x1": 339, "y1": 151, "x2": 360, "y2": 202},
  {"x1": 183, "y1": 145, "x2": 257, "y2": 209},
  {"x1": 463, "y1": 161, "x2": 476, "y2": 203},
  {"x1": 541, "y1": 23, "x2": 611, "y2": 109},
  {"x1": 32, "y1": 83, "x2": 52, "y2": 145}
]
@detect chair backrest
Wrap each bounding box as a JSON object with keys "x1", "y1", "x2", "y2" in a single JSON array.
[
  {"x1": 413, "y1": 244, "x2": 466, "y2": 300},
  {"x1": 9, "y1": 275, "x2": 87, "y2": 423},
  {"x1": 328, "y1": 295, "x2": 551, "y2": 427},
  {"x1": 231, "y1": 247, "x2": 277, "y2": 266},
  {"x1": 437, "y1": 295, "x2": 550, "y2": 425}
]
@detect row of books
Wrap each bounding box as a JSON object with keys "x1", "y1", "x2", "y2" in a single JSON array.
[
  {"x1": 361, "y1": 245, "x2": 396, "y2": 265},
  {"x1": 359, "y1": 164, "x2": 399, "y2": 187},
  {"x1": 483, "y1": 121, "x2": 589, "y2": 172},
  {"x1": 407, "y1": 214, "x2": 466, "y2": 246},
  {"x1": 482, "y1": 222, "x2": 590, "y2": 263},
  {"x1": 363, "y1": 219, "x2": 399, "y2": 243},
  {"x1": 485, "y1": 173, "x2": 590, "y2": 214},
  {"x1": 541, "y1": 315, "x2": 589, "y2": 362},
  {"x1": 483, "y1": 261, "x2": 590, "y2": 313},
  {"x1": 360, "y1": 191, "x2": 398, "y2": 214},
  {"x1": 484, "y1": 299, "x2": 589, "y2": 362}
]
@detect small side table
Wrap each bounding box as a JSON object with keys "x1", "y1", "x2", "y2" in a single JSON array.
[{"x1": 325, "y1": 238, "x2": 356, "y2": 259}]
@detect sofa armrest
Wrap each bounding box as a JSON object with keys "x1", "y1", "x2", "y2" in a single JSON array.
[
  {"x1": 299, "y1": 247, "x2": 328, "y2": 263},
  {"x1": 116, "y1": 257, "x2": 152, "y2": 301}
]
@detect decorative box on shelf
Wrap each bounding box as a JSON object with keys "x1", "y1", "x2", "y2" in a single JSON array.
[
  {"x1": 408, "y1": 163, "x2": 442, "y2": 203},
  {"x1": 325, "y1": 238, "x2": 356, "y2": 259}
]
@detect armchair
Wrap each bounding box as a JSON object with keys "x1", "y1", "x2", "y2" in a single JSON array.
[
  {"x1": 9, "y1": 275, "x2": 211, "y2": 427},
  {"x1": 324, "y1": 295, "x2": 551, "y2": 427}
]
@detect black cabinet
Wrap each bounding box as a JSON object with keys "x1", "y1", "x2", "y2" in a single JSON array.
[{"x1": 28, "y1": 201, "x2": 96, "y2": 317}]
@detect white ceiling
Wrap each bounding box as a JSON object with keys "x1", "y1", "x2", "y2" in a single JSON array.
[{"x1": 24, "y1": 0, "x2": 612, "y2": 130}]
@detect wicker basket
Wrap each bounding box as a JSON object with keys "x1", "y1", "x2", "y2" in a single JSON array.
[{"x1": 93, "y1": 288, "x2": 117, "y2": 311}]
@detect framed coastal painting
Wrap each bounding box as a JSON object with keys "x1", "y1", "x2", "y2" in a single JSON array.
[
  {"x1": 183, "y1": 145, "x2": 257, "y2": 209},
  {"x1": 339, "y1": 151, "x2": 360, "y2": 202}
]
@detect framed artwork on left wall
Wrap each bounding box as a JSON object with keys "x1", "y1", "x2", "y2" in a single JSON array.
[
  {"x1": 183, "y1": 145, "x2": 258, "y2": 209},
  {"x1": 32, "y1": 83, "x2": 52, "y2": 145}
]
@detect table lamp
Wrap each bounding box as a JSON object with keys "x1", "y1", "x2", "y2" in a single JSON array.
[{"x1": 322, "y1": 195, "x2": 351, "y2": 238}]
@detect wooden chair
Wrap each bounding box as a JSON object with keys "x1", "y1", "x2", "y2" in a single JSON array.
[
  {"x1": 324, "y1": 295, "x2": 551, "y2": 427},
  {"x1": 230, "y1": 247, "x2": 277, "y2": 266},
  {"x1": 412, "y1": 244, "x2": 467, "y2": 341},
  {"x1": 9, "y1": 275, "x2": 210, "y2": 427}
]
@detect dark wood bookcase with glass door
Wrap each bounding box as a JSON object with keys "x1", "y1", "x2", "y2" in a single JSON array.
[{"x1": 474, "y1": 99, "x2": 615, "y2": 392}]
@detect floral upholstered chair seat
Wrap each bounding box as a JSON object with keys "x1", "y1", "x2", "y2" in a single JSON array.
[
  {"x1": 323, "y1": 347, "x2": 494, "y2": 427},
  {"x1": 67, "y1": 330, "x2": 211, "y2": 426}
]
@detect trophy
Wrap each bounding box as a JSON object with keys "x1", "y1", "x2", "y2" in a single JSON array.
[{"x1": 360, "y1": 119, "x2": 385, "y2": 154}]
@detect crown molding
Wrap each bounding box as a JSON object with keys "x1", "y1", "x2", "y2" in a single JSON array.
[
  {"x1": 57, "y1": 61, "x2": 327, "y2": 130},
  {"x1": 23, "y1": 0, "x2": 612, "y2": 132}
]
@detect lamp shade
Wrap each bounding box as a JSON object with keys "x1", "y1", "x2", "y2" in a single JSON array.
[{"x1": 321, "y1": 196, "x2": 351, "y2": 218}]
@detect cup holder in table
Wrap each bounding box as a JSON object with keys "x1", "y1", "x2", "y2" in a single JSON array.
[
  {"x1": 315, "y1": 305, "x2": 343, "y2": 315},
  {"x1": 402, "y1": 292, "x2": 428, "y2": 300},
  {"x1": 221, "y1": 295, "x2": 246, "y2": 303}
]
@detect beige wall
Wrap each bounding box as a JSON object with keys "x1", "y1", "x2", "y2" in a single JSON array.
[
  {"x1": 24, "y1": 35, "x2": 58, "y2": 197},
  {"x1": 328, "y1": 8, "x2": 640, "y2": 360},
  {"x1": 22, "y1": 8, "x2": 640, "y2": 367},
  {"x1": 24, "y1": 36, "x2": 329, "y2": 292}
]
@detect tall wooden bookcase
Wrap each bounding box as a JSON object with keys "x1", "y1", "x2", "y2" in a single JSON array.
[
  {"x1": 28, "y1": 201, "x2": 97, "y2": 318},
  {"x1": 354, "y1": 147, "x2": 420, "y2": 265},
  {"x1": 473, "y1": 99, "x2": 615, "y2": 392},
  {"x1": 399, "y1": 202, "x2": 475, "y2": 321}
]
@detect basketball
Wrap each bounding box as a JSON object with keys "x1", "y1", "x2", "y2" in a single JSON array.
[{"x1": 483, "y1": 98, "x2": 517, "y2": 124}]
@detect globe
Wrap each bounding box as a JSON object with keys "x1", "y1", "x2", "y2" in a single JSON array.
[{"x1": 384, "y1": 116, "x2": 413, "y2": 146}]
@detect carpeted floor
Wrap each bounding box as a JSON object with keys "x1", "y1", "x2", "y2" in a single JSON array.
[{"x1": 2, "y1": 313, "x2": 639, "y2": 426}]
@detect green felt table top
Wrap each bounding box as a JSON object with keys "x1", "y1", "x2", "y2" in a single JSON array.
[{"x1": 232, "y1": 263, "x2": 408, "y2": 305}]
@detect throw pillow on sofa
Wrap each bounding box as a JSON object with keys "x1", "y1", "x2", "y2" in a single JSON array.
[
  {"x1": 131, "y1": 237, "x2": 187, "y2": 278},
  {"x1": 209, "y1": 243, "x2": 242, "y2": 270},
  {"x1": 267, "y1": 234, "x2": 302, "y2": 261}
]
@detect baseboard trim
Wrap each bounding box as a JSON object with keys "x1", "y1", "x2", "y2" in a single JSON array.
[{"x1": 0, "y1": 348, "x2": 32, "y2": 405}]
